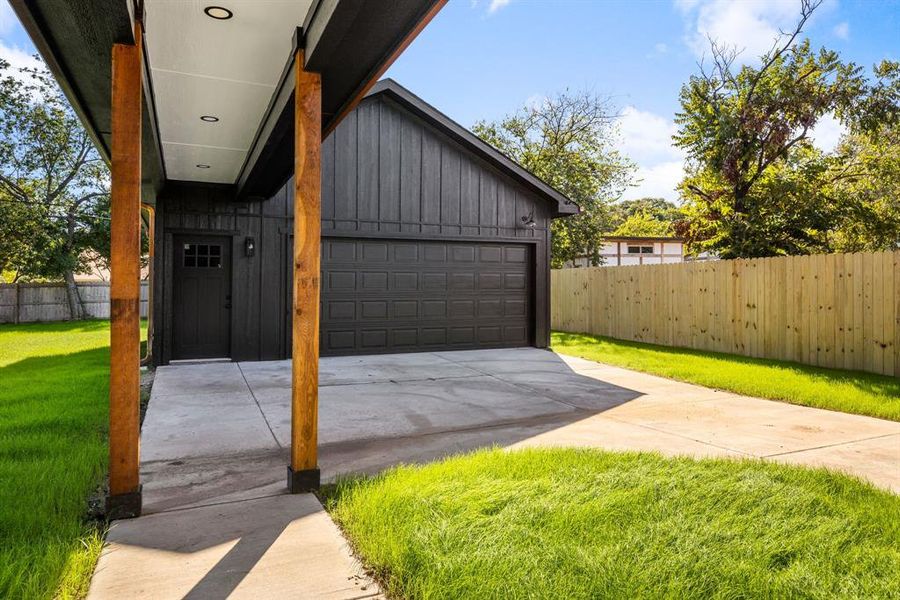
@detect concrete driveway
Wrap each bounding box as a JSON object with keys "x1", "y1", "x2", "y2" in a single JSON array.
[
  {"x1": 88, "y1": 348, "x2": 900, "y2": 599},
  {"x1": 139, "y1": 347, "x2": 899, "y2": 511}
]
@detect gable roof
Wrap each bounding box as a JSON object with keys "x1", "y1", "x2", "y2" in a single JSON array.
[{"x1": 366, "y1": 79, "x2": 578, "y2": 217}]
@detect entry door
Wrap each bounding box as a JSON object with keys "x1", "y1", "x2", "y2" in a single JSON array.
[{"x1": 173, "y1": 236, "x2": 231, "y2": 359}]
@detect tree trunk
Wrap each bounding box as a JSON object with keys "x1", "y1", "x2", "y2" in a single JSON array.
[
  {"x1": 64, "y1": 269, "x2": 84, "y2": 320},
  {"x1": 63, "y1": 210, "x2": 85, "y2": 320}
]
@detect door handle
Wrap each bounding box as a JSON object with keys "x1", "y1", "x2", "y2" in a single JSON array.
[{"x1": 225, "y1": 294, "x2": 232, "y2": 310}]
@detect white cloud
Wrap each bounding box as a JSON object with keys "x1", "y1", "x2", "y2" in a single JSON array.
[
  {"x1": 0, "y1": 40, "x2": 41, "y2": 80},
  {"x1": 654, "y1": 42, "x2": 669, "y2": 54},
  {"x1": 629, "y1": 160, "x2": 686, "y2": 201},
  {"x1": 524, "y1": 93, "x2": 547, "y2": 110},
  {"x1": 809, "y1": 112, "x2": 846, "y2": 153},
  {"x1": 470, "y1": 0, "x2": 514, "y2": 15},
  {"x1": 677, "y1": 0, "x2": 802, "y2": 61},
  {"x1": 616, "y1": 106, "x2": 687, "y2": 202},
  {"x1": 489, "y1": 0, "x2": 512, "y2": 14},
  {"x1": 0, "y1": 0, "x2": 16, "y2": 35},
  {"x1": 833, "y1": 21, "x2": 849, "y2": 39},
  {"x1": 617, "y1": 106, "x2": 683, "y2": 164}
]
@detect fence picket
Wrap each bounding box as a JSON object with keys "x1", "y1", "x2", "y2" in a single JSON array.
[{"x1": 551, "y1": 251, "x2": 897, "y2": 376}]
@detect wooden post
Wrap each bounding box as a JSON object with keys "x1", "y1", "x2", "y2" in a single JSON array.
[
  {"x1": 288, "y1": 50, "x2": 322, "y2": 493},
  {"x1": 107, "y1": 22, "x2": 143, "y2": 518}
]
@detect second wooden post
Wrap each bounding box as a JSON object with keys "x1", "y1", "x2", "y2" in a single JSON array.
[{"x1": 288, "y1": 49, "x2": 322, "y2": 492}]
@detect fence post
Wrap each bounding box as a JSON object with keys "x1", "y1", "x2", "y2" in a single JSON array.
[{"x1": 14, "y1": 283, "x2": 20, "y2": 324}]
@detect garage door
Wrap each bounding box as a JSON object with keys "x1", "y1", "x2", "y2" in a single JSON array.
[{"x1": 320, "y1": 238, "x2": 532, "y2": 355}]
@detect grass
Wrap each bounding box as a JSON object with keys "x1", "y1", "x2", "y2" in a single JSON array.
[
  {"x1": 327, "y1": 447, "x2": 900, "y2": 600},
  {"x1": 551, "y1": 331, "x2": 900, "y2": 421},
  {"x1": 0, "y1": 321, "x2": 117, "y2": 599}
]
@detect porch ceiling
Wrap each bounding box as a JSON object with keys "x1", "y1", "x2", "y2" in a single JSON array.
[
  {"x1": 12, "y1": 0, "x2": 446, "y2": 197},
  {"x1": 144, "y1": 0, "x2": 313, "y2": 185}
]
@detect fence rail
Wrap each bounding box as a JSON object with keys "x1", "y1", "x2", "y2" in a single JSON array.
[
  {"x1": 551, "y1": 250, "x2": 899, "y2": 377},
  {"x1": 0, "y1": 281, "x2": 149, "y2": 324}
]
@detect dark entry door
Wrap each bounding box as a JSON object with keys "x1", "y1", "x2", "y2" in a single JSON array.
[
  {"x1": 173, "y1": 235, "x2": 231, "y2": 359},
  {"x1": 319, "y1": 238, "x2": 533, "y2": 355}
]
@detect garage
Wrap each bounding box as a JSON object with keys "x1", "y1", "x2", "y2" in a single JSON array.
[
  {"x1": 321, "y1": 238, "x2": 532, "y2": 355},
  {"x1": 154, "y1": 79, "x2": 576, "y2": 364}
]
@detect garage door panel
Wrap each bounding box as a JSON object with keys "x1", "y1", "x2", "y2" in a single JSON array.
[
  {"x1": 361, "y1": 242, "x2": 389, "y2": 262},
  {"x1": 423, "y1": 244, "x2": 447, "y2": 262},
  {"x1": 321, "y1": 238, "x2": 532, "y2": 355},
  {"x1": 394, "y1": 272, "x2": 418, "y2": 290},
  {"x1": 393, "y1": 243, "x2": 419, "y2": 262},
  {"x1": 505, "y1": 246, "x2": 528, "y2": 262},
  {"x1": 479, "y1": 246, "x2": 502, "y2": 262}
]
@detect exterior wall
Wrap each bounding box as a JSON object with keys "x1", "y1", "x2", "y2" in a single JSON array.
[
  {"x1": 152, "y1": 183, "x2": 291, "y2": 364},
  {"x1": 569, "y1": 238, "x2": 685, "y2": 268},
  {"x1": 153, "y1": 94, "x2": 555, "y2": 364}
]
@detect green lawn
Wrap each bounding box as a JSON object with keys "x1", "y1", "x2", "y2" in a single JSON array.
[
  {"x1": 552, "y1": 332, "x2": 900, "y2": 421},
  {"x1": 0, "y1": 321, "x2": 114, "y2": 599},
  {"x1": 328, "y1": 448, "x2": 900, "y2": 599}
]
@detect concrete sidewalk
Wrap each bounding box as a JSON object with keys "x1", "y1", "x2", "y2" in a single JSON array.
[{"x1": 88, "y1": 347, "x2": 900, "y2": 599}]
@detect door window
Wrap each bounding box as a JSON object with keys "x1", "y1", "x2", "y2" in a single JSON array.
[{"x1": 183, "y1": 243, "x2": 222, "y2": 268}]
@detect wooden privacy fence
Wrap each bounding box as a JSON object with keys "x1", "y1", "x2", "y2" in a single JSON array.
[
  {"x1": 0, "y1": 281, "x2": 149, "y2": 324},
  {"x1": 551, "y1": 250, "x2": 899, "y2": 377}
]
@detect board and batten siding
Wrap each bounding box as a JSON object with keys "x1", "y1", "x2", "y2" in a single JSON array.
[
  {"x1": 153, "y1": 93, "x2": 555, "y2": 364},
  {"x1": 319, "y1": 93, "x2": 552, "y2": 240},
  {"x1": 551, "y1": 251, "x2": 899, "y2": 377}
]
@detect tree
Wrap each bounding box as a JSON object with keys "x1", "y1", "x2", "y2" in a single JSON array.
[
  {"x1": 609, "y1": 197, "x2": 682, "y2": 234},
  {"x1": 0, "y1": 57, "x2": 110, "y2": 317},
  {"x1": 826, "y1": 125, "x2": 900, "y2": 252},
  {"x1": 674, "y1": 0, "x2": 900, "y2": 258},
  {"x1": 612, "y1": 210, "x2": 674, "y2": 237},
  {"x1": 473, "y1": 91, "x2": 635, "y2": 267}
]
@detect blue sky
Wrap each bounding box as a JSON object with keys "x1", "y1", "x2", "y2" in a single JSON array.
[{"x1": 2, "y1": 0, "x2": 898, "y2": 202}]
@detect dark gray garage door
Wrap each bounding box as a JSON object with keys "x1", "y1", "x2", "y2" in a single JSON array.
[{"x1": 320, "y1": 238, "x2": 532, "y2": 355}]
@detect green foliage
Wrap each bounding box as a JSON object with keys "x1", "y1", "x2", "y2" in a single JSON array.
[
  {"x1": 0, "y1": 57, "x2": 110, "y2": 292},
  {"x1": 611, "y1": 210, "x2": 673, "y2": 237},
  {"x1": 552, "y1": 331, "x2": 900, "y2": 421},
  {"x1": 329, "y1": 447, "x2": 900, "y2": 599},
  {"x1": 473, "y1": 91, "x2": 635, "y2": 267},
  {"x1": 827, "y1": 125, "x2": 900, "y2": 252},
  {"x1": 674, "y1": 0, "x2": 900, "y2": 258},
  {"x1": 610, "y1": 197, "x2": 681, "y2": 225}
]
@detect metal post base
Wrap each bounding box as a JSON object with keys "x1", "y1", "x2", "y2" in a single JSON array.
[
  {"x1": 106, "y1": 486, "x2": 142, "y2": 520},
  {"x1": 287, "y1": 466, "x2": 321, "y2": 493}
]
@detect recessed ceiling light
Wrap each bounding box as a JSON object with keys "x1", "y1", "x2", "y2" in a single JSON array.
[
  {"x1": 203, "y1": 6, "x2": 233, "y2": 20},
  {"x1": 200, "y1": 115, "x2": 219, "y2": 122},
  {"x1": 196, "y1": 164, "x2": 211, "y2": 169}
]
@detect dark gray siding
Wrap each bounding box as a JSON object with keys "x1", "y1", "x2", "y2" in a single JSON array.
[
  {"x1": 153, "y1": 94, "x2": 554, "y2": 365},
  {"x1": 319, "y1": 95, "x2": 552, "y2": 240},
  {"x1": 152, "y1": 183, "x2": 292, "y2": 364}
]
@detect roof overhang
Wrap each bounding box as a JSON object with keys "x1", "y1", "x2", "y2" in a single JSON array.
[
  {"x1": 367, "y1": 79, "x2": 579, "y2": 218},
  {"x1": 11, "y1": 0, "x2": 446, "y2": 201},
  {"x1": 236, "y1": 0, "x2": 445, "y2": 199}
]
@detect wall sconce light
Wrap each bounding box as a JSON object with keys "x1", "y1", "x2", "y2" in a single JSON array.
[
  {"x1": 521, "y1": 209, "x2": 536, "y2": 229},
  {"x1": 244, "y1": 236, "x2": 255, "y2": 257}
]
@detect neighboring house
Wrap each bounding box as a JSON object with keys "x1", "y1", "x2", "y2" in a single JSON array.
[
  {"x1": 569, "y1": 236, "x2": 684, "y2": 267},
  {"x1": 155, "y1": 79, "x2": 577, "y2": 363},
  {"x1": 568, "y1": 236, "x2": 717, "y2": 267}
]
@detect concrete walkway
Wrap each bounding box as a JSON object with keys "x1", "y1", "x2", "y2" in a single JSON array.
[{"x1": 89, "y1": 348, "x2": 900, "y2": 599}]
